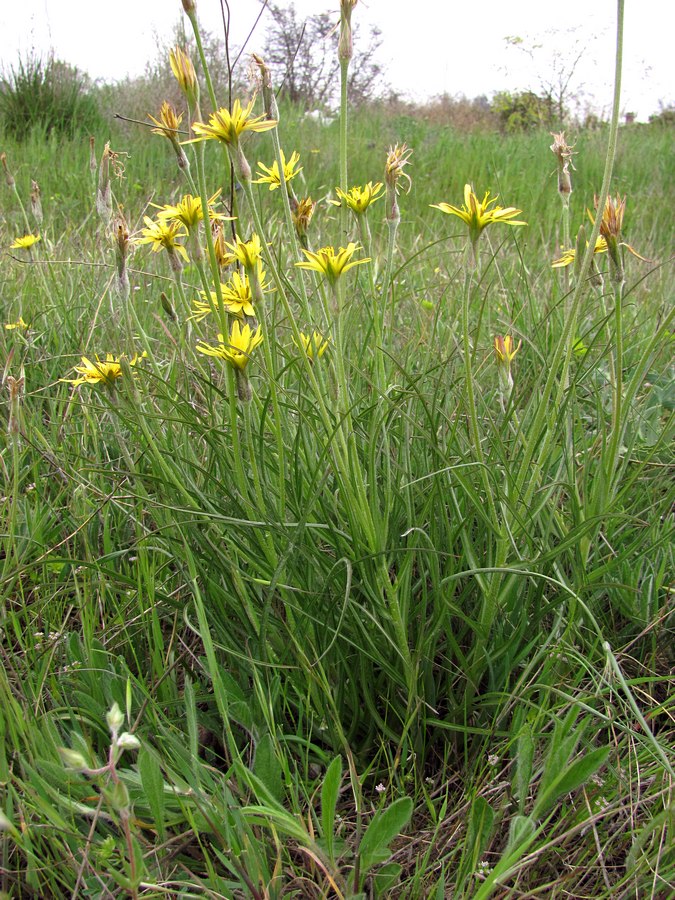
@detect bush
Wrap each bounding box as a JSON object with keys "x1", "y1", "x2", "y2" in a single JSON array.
[
  {"x1": 492, "y1": 90, "x2": 556, "y2": 133},
  {"x1": 0, "y1": 54, "x2": 103, "y2": 140}
]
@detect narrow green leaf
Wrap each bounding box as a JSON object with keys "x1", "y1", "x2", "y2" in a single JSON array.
[
  {"x1": 321, "y1": 756, "x2": 342, "y2": 863},
  {"x1": 138, "y1": 747, "x2": 166, "y2": 841},
  {"x1": 514, "y1": 724, "x2": 534, "y2": 814}
]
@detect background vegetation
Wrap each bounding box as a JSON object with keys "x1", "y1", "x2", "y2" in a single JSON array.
[{"x1": 0, "y1": 5, "x2": 673, "y2": 898}]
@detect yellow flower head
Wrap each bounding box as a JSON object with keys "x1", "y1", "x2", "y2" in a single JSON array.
[
  {"x1": 295, "y1": 330, "x2": 330, "y2": 360},
  {"x1": 253, "y1": 149, "x2": 302, "y2": 190},
  {"x1": 494, "y1": 335, "x2": 522, "y2": 366},
  {"x1": 169, "y1": 46, "x2": 198, "y2": 102},
  {"x1": 155, "y1": 190, "x2": 231, "y2": 231},
  {"x1": 137, "y1": 216, "x2": 190, "y2": 262},
  {"x1": 10, "y1": 233, "x2": 40, "y2": 250},
  {"x1": 551, "y1": 236, "x2": 608, "y2": 268},
  {"x1": 295, "y1": 243, "x2": 371, "y2": 286},
  {"x1": 148, "y1": 102, "x2": 184, "y2": 140},
  {"x1": 224, "y1": 233, "x2": 263, "y2": 271},
  {"x1": 196, "y1": 321, "x2": 263, "y2": 371},
  {"x1": 191, "y1": 271, "x2": 262, "y2": 321},
  {"x1": 332, "y1": 182, "x2": 384, "y2": 214},
  {"x1": 431, "y1": 184, "x2": 526, "y2": 245},
  {"x1": 384, "y1": 144, "x2": 413, "y2": 195},
  {"x1": 5, "y1": 316, "x2": 28, "y2": 330},
  {"x1": 62, "y1": 352, "x2": 146, "y2": 387},
  {"x1": 190, "y1": 99, "x2": 277, "y2": 146}
]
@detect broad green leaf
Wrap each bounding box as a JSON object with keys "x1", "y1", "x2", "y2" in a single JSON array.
[
  {"x1": 372, "y1": 861, "x2": 402, "y2": 897},
  {"x1": 358, "y1": 796, "x2": 413, "y2": 876},
  {"x1": 506, "y1": 814, "x2": 536, "y2": 854},
  {"x1": 252, "y1": 733, "x2": 283, "y2": 804},
  {"x1": 534, "y1": 746, "x2": 610, "y2": 818}
]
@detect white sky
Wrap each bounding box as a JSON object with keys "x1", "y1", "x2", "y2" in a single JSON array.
[{"x1": 0, "y1": 1, "x2": 671, "y2": 121}]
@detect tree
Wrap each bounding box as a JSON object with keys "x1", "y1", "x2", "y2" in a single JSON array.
[
  {"x1": 261, "y1": 2, "x2": 386, "y2": 108},
  {"x1": 503, "y1": 28, "x2": 595, "y2": 127}
]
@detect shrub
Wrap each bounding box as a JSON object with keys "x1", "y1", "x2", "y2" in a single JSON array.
[
  {"x1": 492, "y1": 89, "x2": 556, "y2": 132},
  {"x1": 0, "y1": 54, "x2": 103, "y2": 140}
]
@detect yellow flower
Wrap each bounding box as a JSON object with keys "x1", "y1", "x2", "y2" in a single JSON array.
[
  {"x1": 224, "y1": 233, "x2": 263, "y2": 271},
  {"x1": 295, "y1": 243, "x2": 371, "y2": 285},
  {"x1": 155, "y1": 190, "x2": 231, "y2": 231},
  {"x1": 148, "y1": 102, "x2": 184, "y2": 140},
  {"x1": 295, "y1": 330, "x2": 330, "y2": 360},
  {"x1": 196, "y1": 321, "x2": 263, "y2": 371},
  {"x1": 10, "y1": 233, "x2": 40, "y2": 250},
  {"x1": 62, "y1": 352, "x2": 146, "y2": 387},
  {"x1": 253, "y1": 149, "x2": 302, "y2": 190},
  {"x1": 191, "y1": 271, "x2": 261, "y2": 321},
  {"x1": 5, "y1": 316, "x2": 28, "y2": 330},
  {"x1": 431, "y1": 184, "x2": 526, "y2": 244},
  {"x1": 552, "y1": 236, "x2": 608, "y2": 268},
  {"x1": 190, "y1": 99, "x2": 277, "y2": 146},
  {"x1": 137, "y1": 216, "x2": 190, "y2": 262},
  {"x1": 331, "y1": 182, "x2": 384, "y2": 214},
  {"x1": 493, "y1": 335, "x2": 522, "y2": 365}
]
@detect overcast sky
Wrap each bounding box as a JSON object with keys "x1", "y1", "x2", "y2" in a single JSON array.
[{"x1": 0, "y1": 1, "x2": 670, "y2": 121}]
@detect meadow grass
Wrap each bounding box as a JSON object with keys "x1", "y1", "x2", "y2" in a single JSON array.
[{"x1": 0, "y1": 4, "x2": 673, "y2": 897}]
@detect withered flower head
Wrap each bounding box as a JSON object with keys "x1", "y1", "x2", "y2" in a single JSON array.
[
  {"x1": 384, "y1": 143, "x2": 413, "y2": 195},
  {"x1": 550, "y1": 131, "x2": 576, "y2": 197}
]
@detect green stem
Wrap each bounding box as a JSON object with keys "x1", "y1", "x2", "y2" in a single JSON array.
[{"x1": 514, "y1": 0, "x2": 625, "y2": 517}]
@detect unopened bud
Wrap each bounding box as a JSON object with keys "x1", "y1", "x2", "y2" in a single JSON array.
[
  {"x1": 338, "y1": 0, "x2": 358, "y2": 61},
  {"x1": 97, "y1": 143, "x2": 113, "y2": 224},
  {"x1": 106, "y1": 702, "x2": 125, "y2": 733},
  {"x1": 1, "y1": 152, "x2": 15, "y2": 188},
  {"x1": 181, "y1": 0, "x2": 197, "y2": 12},
  {"x1": 235, "y1": 368, "x2": 253, "y2": 403},
  {"x1": 59, "y1": 747, "x2": 90, "y2": 771},
  {"x1": 116, "y1": 732, "x2": 141, "y2": 751},
  {"x1": 6, "y1": 375, "x2": 24, "y2": 440},
  {"x1": 160, "y1": 291, "x2": 178, "y2": 321},
  {"x1": 89, "y1": 135, "x2": 97, "y2": 174},
  {"x1": 252, "y1": 53, "x2": 279, "y2": 120},
  {"x1": 30, "y1": 180, "x2": 43, "y2": 225}
]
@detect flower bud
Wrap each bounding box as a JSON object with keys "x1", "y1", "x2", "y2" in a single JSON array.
[
  {"x1": 116, "y1": 732, "x2": 141, "y2": 751},
  {"x1": 106, "y1": 701, "x2": 125, "y2": 733}
]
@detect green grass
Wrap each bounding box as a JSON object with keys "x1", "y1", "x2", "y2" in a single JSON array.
[{"x1": 0, "y1": 31, "x2": 673, "y2": 900}]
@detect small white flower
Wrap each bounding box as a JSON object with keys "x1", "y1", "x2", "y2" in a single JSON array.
[{"x1": 375, "y1": 782, "x2": 386, "y2": 794}]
